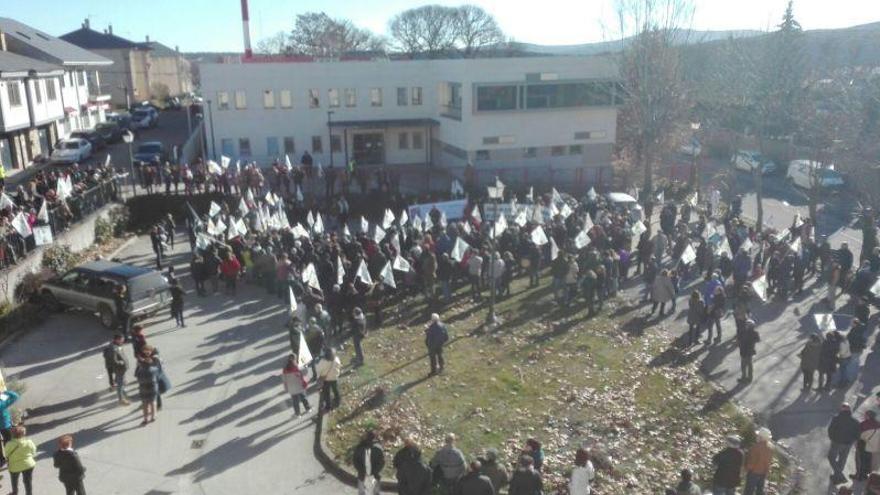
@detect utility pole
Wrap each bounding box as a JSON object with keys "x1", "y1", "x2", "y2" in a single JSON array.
[
  {"x1": 207, "y1": 99, "x2": 216, "y2": 160},
  {"x1": 122, "y1": 130, "x2": 136, "y2": 197},
  {"x1": 327, "y1": 110, "x2": 335, "y2": 167},
  {"x1": 486, "y1": 180, "x2": 502, "y2": 326}
]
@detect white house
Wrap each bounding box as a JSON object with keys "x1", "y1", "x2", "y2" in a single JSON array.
[{"x1": 200, "y1": 55, "x2": 620, "y2": 189}]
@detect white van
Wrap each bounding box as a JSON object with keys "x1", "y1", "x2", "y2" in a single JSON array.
[
  {"x1": 731, "y1": 150, "x2": 776, "y2": 175},
  {"x1": 786, "y1": 159, "x2": 845, "y2": 190}
]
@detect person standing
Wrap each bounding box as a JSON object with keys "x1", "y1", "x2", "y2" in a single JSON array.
[
  {"x1": 430, "y1": 433, "x2": 467, "y2": 494},
  {"x1": 352, "y1": 430, "x2": 385, "y2": 495},
  {"x1": 711, "y1": 435, "x2": 744, "y2": 495},
  {"x1": 351, "y1": 307, "x2": 367, "y2": 365},
  {"x1": 508, "y1": 455, "x2": 542, "y2": 495},
  {"x1": 190, "y1": 254, "x2": 207, "y2": 297},
  {"x1": 457, "y1": 460, "x2": 495, "y2": 495},
  {"x1": 0, "y1": 388, "x2": 20, "y2": 463},
  {"x1": 827, "y1": 403, "x2": 860, "y2": 484},
  {"x1": 468, "y1": 251, "x2": 484, "y2": 302},
  {"x1": 163, "y1": 213, "x2": 176, "y2": 250},
  {"x1": 149, "y1": 225, "x2": 164, "y2": 269},
  {"x1": 799, "y1": 334, "x2": 822, "y2": 391},
  {"x1": 479, "y1": 449, "x2": 509, "y2": 494},
  {"x1": 425, "y1": 313, "x2": 449, "y2": 376},
  {"x1": 650, "y1": 269, "x2": 675, "y2": 317},
  {"x1": 281, "y1": 355, "x2": 311, "y2": 416},
  {"x1": 315, "y1": 348, "x2": 341, "y2": 412},
  {"x1": 134, "y1": 348, "x2": 160, "y2": 426},
  {"x1": 102, "y1": 334, "x2": 129, "y2": 405},
  {"x1": 53, "y1": 435, "x2": 86, "y2": 495},
  {"x1": 857, "y1": 411, "x2": 880, "y2": 481},
  {"x1": 736, "y1": 319, "x2": 760, "y2": 383},
  {"x1": 169, "y1": 279, "x2": 185, "y2": 327},
  {"x1": 393, "y1": 437, "x2": 432, "y2": 495},
  {"x1": 743, "y1": 427, "x2": 773, "y2": 495},
  {"x1": 569, "y1": 448, "x2": 595, "y2": 495},
  {"x1": 220, "y1": 252, "x2": 241, "y2": 295},
  {"x1": 675, "y1": 468, "x2": 702, "y2": 495},
  {"x1": 113, "y1": 285, "x2": 131, "y2": 338},
  {"x1": 7, "y1": 425, "x2": 36, "y2": 495},
  {"x1": 686, "y1": 290, "x2": 705, "y2": 346}
]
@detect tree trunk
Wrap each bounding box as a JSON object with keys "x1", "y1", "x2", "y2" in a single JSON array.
[
  {"x1": 642, "y1": 152, "x2": 654, "y2": 236},
  {"x1": 756, "y1": 136, "x2": 765, "y2": 233}
]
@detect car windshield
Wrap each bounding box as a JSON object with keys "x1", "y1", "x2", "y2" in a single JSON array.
[
  {"x1": 137, "y1": 144, "x2": 161, "y2": 153},
  {"x1": 96, "y1": 123, "x2": 114, "y2": 130},
  {"x1": 63, "y1": 141, "x2": 80, "y2": 150},
  {"x1": 128, "y1": 273, "x2": 167, "y2": 300},
  {"x1": 820, "y1": 169, "x2": 841, "y2": 179},
  {"x1": 132, "y1": 110, "x2": 149, "y2": 118}
]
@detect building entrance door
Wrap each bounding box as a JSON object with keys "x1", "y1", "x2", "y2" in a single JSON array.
[{"x1": 352, "y1": 133, "x2": 384, "y2": 166}]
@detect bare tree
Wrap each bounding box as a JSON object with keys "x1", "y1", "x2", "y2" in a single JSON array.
[
  {"x1": 255, "y1": 31, "x2": 290, "y2": 55},
  {"x1": 289, "y1": 12, "x2": 385, "y2": 57},
  {"x1": 389, "y1": 5, "x2": 458, "y2": 57},
  {"x1": 614, "y1": 0, "x2": 694, "y2": 231},
  {"x1": 454, "y1": 5, "x2": 505, "y2": 56}
]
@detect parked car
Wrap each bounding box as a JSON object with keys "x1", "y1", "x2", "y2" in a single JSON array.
[
  {"x1": 106, "y1": 112, "x2": 135, "y2": 132},
  {"x1": 95, "y1": 121, "x2": 123, "y2": 143},
  {"x1": 164, "y1": 96, "x2": 182, "y2": 110},
  {"x1": 133, "y1": 141, "x2": 167, "y2": 164},
  {"x1": 69, "y1": 130, "x2": 106, "y2": 151},
  {"x1": 606, "y1": 192, "x2": 644, "y2": 223},
  {"x1": 731, "y1": 150, "x2": 776, "y2": 175},
  {"x1": 41, "y1": 260, "x2": 171, "y2": 328},
  {"x1": 786, "y1": 159, "x2": 845, "y2": 190},
  {"x1": 50, "y1": 138, "x2": 92, "y2": 164},
  {"x1": 131, "y1": 107, "x2": 159, "y2": 129}
]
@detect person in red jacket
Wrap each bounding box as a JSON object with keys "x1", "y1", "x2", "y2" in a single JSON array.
[{"x1": 220, "y1": 252, "x2": 241, "y2": 295}]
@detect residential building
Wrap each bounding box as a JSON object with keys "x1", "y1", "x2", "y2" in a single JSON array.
[
  {"x1": 200, "y1": 55, "x2": 620, "y2": 188},
  {"x1": 141, "y1": 40, "x2": 193, "y2": 97},
  {"x1": 0, "y1": 17, "x2": 111, "y2": 172}
]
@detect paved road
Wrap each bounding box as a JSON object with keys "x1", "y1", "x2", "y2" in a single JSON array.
[{"x1": 0, "y1": 234, "x2": 352, "y2": 494}]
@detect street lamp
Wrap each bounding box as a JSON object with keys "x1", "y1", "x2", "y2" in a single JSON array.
[
  {"x1": 327, "y1": 111, "x2": 335, "y2": 168},
  {"x1": 486, "y1": 178, "x2": 503, "y2": 326},
  {"x1": 122, "y1": 130, "x2": 137, "y2": 197}
]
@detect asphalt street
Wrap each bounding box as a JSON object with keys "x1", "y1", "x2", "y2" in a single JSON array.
[{"x1": 0, "y1": 234, "x2": 353, "y2": 494}]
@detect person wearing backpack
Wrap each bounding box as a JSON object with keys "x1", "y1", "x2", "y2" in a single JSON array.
[
  {"x1": 425, "y1": 313, "x2": 449, "y2": 376},
  {"x1": 103, "y1": 334, "x2": 129, "y2": 406}
]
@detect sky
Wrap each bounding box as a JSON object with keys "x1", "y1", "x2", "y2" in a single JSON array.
[{"x1": 6, "y1": 0, "x2": 880, "y2": 52}]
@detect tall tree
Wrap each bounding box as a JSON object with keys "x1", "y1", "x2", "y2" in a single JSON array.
[
  {"x1": 389, "y1": 4, "x2": 505, "y2": 58},
  {"x1": 288, "y1": 12, "x2": 385, "y2": 57},
  {"x1": 255, "y1": 31, "x2": 290, "y2": 55},
  {"x1": 614, "y1": 0, "x2": 693, "y2": 230},
  {"x1": 453, "y1": 5, "x2": 505, "y2": 56}
]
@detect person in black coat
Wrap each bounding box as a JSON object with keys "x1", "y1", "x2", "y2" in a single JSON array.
[
  {"x1": 53, "y1": 435, "x2": 86, "y2": 495},
  {"x1": 508, "y1": 455, "x2": 542, "y2": 495},
  {"x1": 827, "y1": 403, "x2": 861, "y2": 484},
  {"x1": 456, "y1": 460, "x2": 496, "y2": 495},
  {"x1": 352, "y1": 431, "x2": 385, "y2": 494},
  {"x1": 393, "y1": 438, "x2": 432, "y2": 495},
  {"x1": 711, "y1": 435, "x2": 744, "y2": 493},
  {"x1": 425, "y1": 313, "x2": 449, "y2": 375},
  {"x1": 169, "y1": 279, "x2": 185, "y2": 327},
  {"x1": 736, "y1": 319, "x2": 760, "y2": 383}
]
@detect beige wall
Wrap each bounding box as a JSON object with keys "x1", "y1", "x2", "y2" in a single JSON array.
[
  {"x1": 149, "y1": 55, "x2": 192, "y2": 97},
  {"x1": 129, "y1": 50, "x2": 151, "y2": 103}
]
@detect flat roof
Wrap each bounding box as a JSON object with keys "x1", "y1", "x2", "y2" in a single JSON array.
[{"x1": 329, "y1": 118, "x2": 440, "y2": 129}]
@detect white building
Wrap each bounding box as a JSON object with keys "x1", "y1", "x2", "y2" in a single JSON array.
[{"x1": 201, "y1": 55, "x2": 620, "y2": 189}]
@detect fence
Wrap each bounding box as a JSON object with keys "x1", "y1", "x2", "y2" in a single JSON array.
[{"x1": 0, "y1": 178, "x2": 121, "y2": 270}]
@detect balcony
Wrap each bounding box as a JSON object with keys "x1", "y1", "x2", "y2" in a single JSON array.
[{"x1": 88, "y1": 83, "x2": 112, "y2": 103}]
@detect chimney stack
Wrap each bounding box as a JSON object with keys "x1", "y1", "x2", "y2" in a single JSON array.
[
  {"x1": 83, "y1": 18, "x2": 90, "y2": 29},
  {"x1": 108, "y1": 24, "x2": 113, "y2": 35},
  {"x1": 240, "y1": 0, "x2": 253, "y2": 58},
  {"x1": 145, "y1": 35, "x2": 150, "y2": 43}
]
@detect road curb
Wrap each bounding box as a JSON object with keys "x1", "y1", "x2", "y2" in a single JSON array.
[{"x1": 313, "y1": 412, "x2": 398, "y2": 493}]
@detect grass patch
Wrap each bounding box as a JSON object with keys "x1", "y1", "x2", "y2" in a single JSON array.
[{"x1": 325, "y1": 273, "x2": 789, "y2": 493}]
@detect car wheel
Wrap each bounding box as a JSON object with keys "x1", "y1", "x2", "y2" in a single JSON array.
[
  {"x1": 41, "y1": 290, "x2": 63, "y2": 312},
  {"x1": 98, "y1": 304, "x2": 116, "y2": 329}
]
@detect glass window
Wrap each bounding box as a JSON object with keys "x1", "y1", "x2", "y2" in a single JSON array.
[
  {"x1": 217, "y1": 91, "x2": 230, "y2": 110},
  {"x1": 345, "y1": 88, "x2": 356, "y2": 107},
  {"x1": 476, "y1": 85, "x2": 517, "y2": 111},
  {"x1": 328, "y1": 89, "x2": 340, "y2": 108},
  {"x1": 476, "y1": 150, "x2": 490, "y2": 161},
  {"x1": 312, "y1": 136, "x2": 323, "y2": 153},
  {"x1": 397, "y1": 87, "x2": 407, "y2": 106},
  {"x1": 523, "y1": 147, "x2": 537, "y2": 158},
  {"x1": 221, "y1": 138, "x2": 234, "y2": 157},
  {"x1": 263, "y1": 90, "x2": 275, "y2": 108},
  {"x1": 6, "y1": 82, "x2": 22, "y2": 107},
  {"x1": 239, "y1": 138, "x2": 251, "y2": 157},
  {"x1": 370, "y1": 88, "x2": 382, "y2": 107},
  {"x1": 33, "y1": 80, "x2": 42, "y2": 104},
  {"x1": 280, "y1": 90, "x2": 292, "y2": 108},
  {"x1": 267, "y1": 137, "x2": 279, "y2": 157},
  {"x1": 234, "y1": 90, "x2": 247, "y2": 109},
  {"x1": 330, "y1": 135, "x2": 342, "y2": 153},
  {"x1": 309, "y1": 89, "x2": 320, "y2": 108},
  {"x1": 526, "y1": 81, "x2": 615, "y2": 109},
  {"x1": 411, "y1": 87, "x2": 423, "y2": 105},
  {"x1": 441, "y1": 82, "x2": 462, "y2": 119},
  {"x1": 551, "y1": 146, "x2": 566, "y2": 156},
  {"x1": 569, "y1": 145, "x2": 583, "y2": 155},
  {"x1": 283, "y1": 137, "x2": 295, "y2": 155},
  {"x1": 412, "y1": 132, "x2": 424, "y2": 150},
  {"x1": 398, "y1": 132, "x2": 409, "y2": 149},
  {"x1": 46, "y1": 79, "x2": 57, "y2": 101}
]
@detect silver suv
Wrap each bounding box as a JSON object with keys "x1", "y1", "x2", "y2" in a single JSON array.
[{"x1": 42, "y1": 261, "x2": 171, "y2": 328}]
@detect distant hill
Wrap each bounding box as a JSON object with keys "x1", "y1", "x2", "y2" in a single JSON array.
[{"x1": 510, "y1": 29, "x2": 764, "y2": 56}]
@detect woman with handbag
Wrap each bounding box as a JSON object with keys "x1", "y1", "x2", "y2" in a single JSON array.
[
  {"x1": 135, "y1": 346, "x2": 161, "y2": 425},
  {"x1": 281, "y1": 355, "x2": 311, "y2": 416},
  {"x1": 145, "y1": 346, "x2": 172, "y2": 411}
]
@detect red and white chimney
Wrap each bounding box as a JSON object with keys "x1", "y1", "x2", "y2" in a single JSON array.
[{"x1": 240, "y1": 0, "x2": 253, "y2": 58}]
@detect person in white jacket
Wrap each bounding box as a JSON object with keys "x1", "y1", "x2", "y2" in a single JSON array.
[
  {"x1": 569, "y1": 448, "x2": 595, "y2": 495},
  {"x1": 315, "y1": 348, "x2": 341, "y2": 412}
]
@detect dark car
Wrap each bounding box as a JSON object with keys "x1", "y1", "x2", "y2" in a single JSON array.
[
  {"x1": 69, "y1": 130, "x2": 107, "y2": 150},
  {"x1": 95, "y1": 121, "x2": 123, "y2": 143},
  {"x1": 107, "y1": 112, "x2": 135, "y2": 132},
  {"x1": 164, "y1": 96, "x2": 182, "y2": 110},
  {"x1": 41, "y1": 260, "x2": 171, "y2": 328},
  {"x1": 133, "y1": 141, "x2": 167, "y2": 165}
]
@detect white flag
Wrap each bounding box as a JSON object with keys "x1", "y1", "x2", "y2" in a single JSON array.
[
  {"x1": 814, "y1": 313, "x2": 836, "y2": 332},
  {"x1": 451, "y1": 179, "x2": 464, "y2": 196},
  {"x1": 207, "y1": 160, "x2": 222, "y2": 175},
  {"x1": 0, "y1": 194, "x2": 14, "y2": 210},
  {"x1": 493, "y1": 213, "x2": 508, "y2": 238},
  {"x1": 440, "y1": 211, "x2": 447, "y2": 228},
  {"x1": 221, "y1": 155, "x2": 231, "y2": 170},
  {"x1": 752, "y1": 275, "x2": 769, "y2": 302},
  {"x1": 586, "y1": 187, "x2": 597, "y2": 201},
  {"x1": 297, "y1": 330, "x2": 312, "y2": 368},
  {"x1": 316, "y1": 161, "x2": 324, "y2": 178},
  {"x1": 740, "y1": 237, "x2": 753, "y2": 254},
  {"x1": 412, "y1": 215, "x2": 422, "y2": 232},
  {"x1": 235, "y1": 159, "x2": 241, "y2": 174},
  {"x1": 424, "y1": 215, "x2": 434, "y2": 231},
  {"x1": 793, "y1": 213, "x2": 804, "y2": 229},
  {"x1": 12, "y1": 212, "x2": 31, "y2": 237},
  {"x1": 680, "y1": 244, "x2": 697, "y2": 265},
  {"x1": 471, "y1": 207, "x2": 482, "y2": 225},
  {"x1": 550, "y1": 202, "x2": 560, "y2": 217},
  {"x1": 292, "y1": 223, "x2": 309, "y2": 238},
  {"x1": 450, "y1": 237, "x2": 471, "y2": 262},
  {"x1": 302, "y1": 263, "x2": 321, "y2": 291},
  {"x1": 360, "y1": 216, "x2": 369, "y2": 233},
  {"x1": 295, "y1": 185, "x2": 304, "y2": 202},
  {"x1": 342, "y1": 224, "x2": 352, "y2": 239},
  {"x1": 214, "y1": 218, "x2": 227, "y2": 238},
  {"x1": 306, "y1": 211, "x2": 315, "y2": 227},
  {"x1": 313, "y1": 214, "x2": 325, "y2": 235},
  {"x1": 246, "y1": 188, "x2": 255, "y2": 204},
  {"x1": 527, "y1": 186, "x2": 534, "y2": 202},
  {"x1": 574, "y1": 229, "x2": 590, "y2": 249},
  {"x1": 391, "y1": 233, "x2": 401, "y2": 254},
  {"x1": 631, "y1": 221, "x2": 647, "y2": 238},
  {"x1": 399, "y1": 209, "x2": 409, "y2": 226},
  {"x1": 656, "y1": 190, "x2": 665, "y2": 204},
  {"x1": 238, "y1": 198, "x2": 249, "y2": 215},
  {"x1": 289, "y1": 286, "x2": 298, "y2": 314},
  {"x1": 264, "y1": 191, "x2": 276, "y2": 207},
  {"x1": 551, "y1": 187, "x2": 563, "y2": 205},
  {"x1": 33, "y1": 225, "x2": 53, "y2": 246},
  {"x1": 559, "y1": 203, "x2": 573, "y2": 219},
  {"x1": 790, "y1": 237, "x2": 802, "y2": 254},
  {"x1": 383, "y1": 209, "x2": 395, "y2": 229},
  {"x1": 284, "y1": 154, "x2": 293, "y2": 171},
  {"x1": 356, "y1": 259, "x2": 372, "y2": 284},
  {"x1": 531, "y1": 226, "x2": 548, "y2": 246},
  {"x1": 514, "y1": 209, "x2": 527, "y2": 227},
  {"x1": 209, "y1": 201, "x2": 222, "y2": 218},
  {"x1": 393, "y1": 255, "x2": 411, "y2": 272},
  {"x1": 550, "y1": 237, "x2": 559, "y2": 261},
  {"x1": 195, "y1": 233, "x2": 211, "y2": 250},
  {"x1": 337, "y1": 256, "x2": 345, "y2": 285},
  {"x1": 461, "y1": 221, "x2": 472, "y2": 234},
  {"x1": 717, "y1": 237, "x2": 732, "y2": 257},
  {"x1": 531, "y1": 205, "x2": 543, "y2": 224},
  {"x1": 37, "y1": 200, "x2": 49, "y2": 223},
  {"x1": 380, "y1": 261, "x2": 396, "y2": 289},
  {"x1": 584, "y1": 213, "x2": 594, "y2": 232},
  {"x1": 372, "y1": 224, "x2": 386, "y2": 244}
]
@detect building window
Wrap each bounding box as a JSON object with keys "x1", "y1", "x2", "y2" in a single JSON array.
[
  {"x1": 234, "y1": 90, "x2": 247, "y2": 109},
  {"x1": 476, "y1": 150, "x2": 490, "y2": 161},
  {"x1": 476, "y1": 85, "x2": 517, "y2": 111},
  {"x1": 312, "y1": 136, "x2": 323, "y2": 153},
  {"x1": 328, "y1": 89, "x2": 340, "y2": 108},
  {"x1": 569, "y1": 145, "x2": 583, "y2": 155},
  {"x1": 397, "y1": 87, "x2": 408, "y2": 106},
  {"x1": 411, "y1": 87, "x2": 423, "y2": 105},
  {"x1": 398, "y1": 132, "x2": 409, "y2": 149},
  {"x1": 574, "y1": 130, "x2": 607, "y2": 140},
  {"x1": 33, "y1": 81, "x2": 42, "y2": 104},
  {"x1": 551, "y1": 145, "x2": 566, "y2": 156},
  {"x1": 221, "y1": 138, "x2": 234, "y2": 157},
  {"x1": 239, "y1": 138, "x2": 252, "y2": 157},
  {"x1": 412, "y1": 131, "x2": 424, "y2": 149},
  {"x1": 283, "y1": 137, "x2": 295, "y2": 155},
  {"x1": 217, "y1": 91, "x2": 230, "y2": 110},
  {"x1": 370, "y1": 88, "x2": 382, "y2": 107},
  {"x1": 441, "y1": 82, "x2": 462, "y2": 119},
  {"x1": 526, "y1": 81, "x2": 614, "y2": 109},
  {"x1": 309, "y1": 89, "x2": 320, "y2": 108},
  {"x1": 523, "y1": 147, "x2": 537, "y2": 158},
  {"x1": 7, "y1": 82, "x2": 22, "y2": 107},
  {"x1": 46, "y1": 79, "x2": 57, "y2": 101},
  {"x1": 345, "y1": 88, "x2": 356, "y2": 107},
  {"x1": 263, "y1": 90, "x2": 275, "y2": 108},
  {"x1": 330, "y1": 135, "x2": 342, "y2": 153},
  {"x1": 76, "y1": 71, "x2": 84, "y2": 86},
  {"x1": 267, "y1": 137, "x2": 279, "y2": 157},
  {"x1": 280, "y1": 90, "x2": 292, "y2": 108}
]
